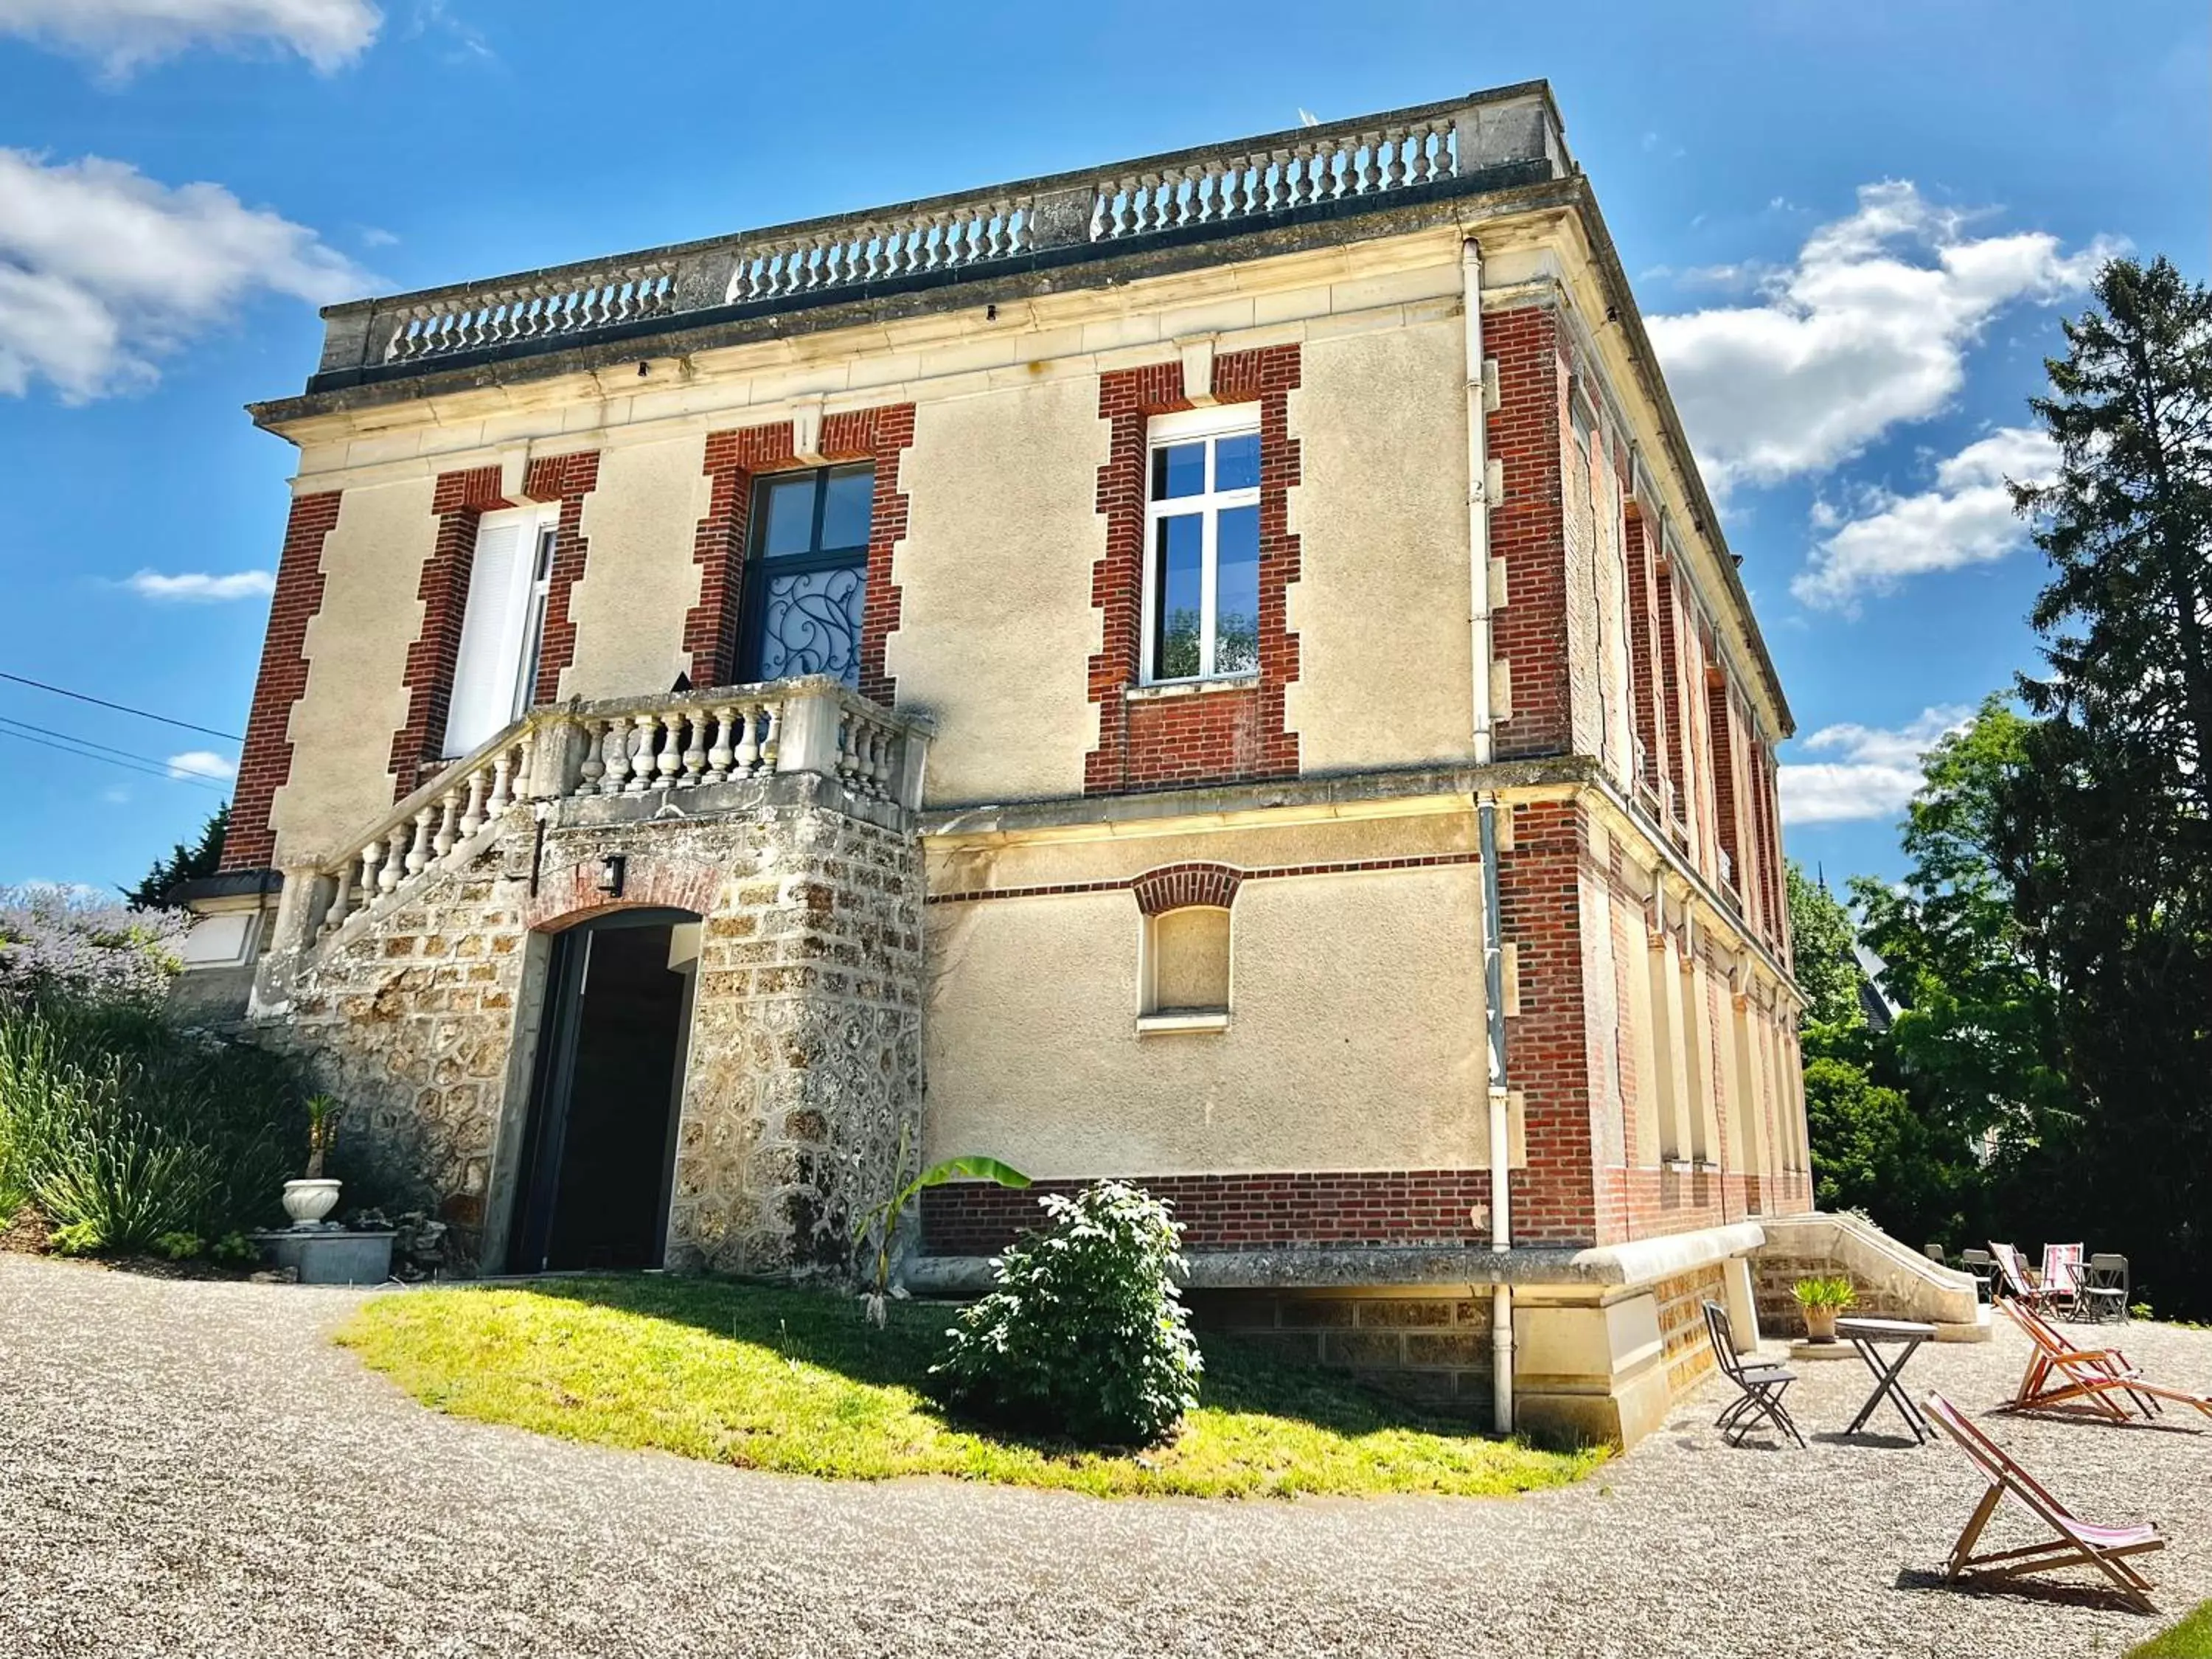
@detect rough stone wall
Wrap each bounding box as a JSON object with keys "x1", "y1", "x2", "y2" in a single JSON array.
[
  {"x1": 1652, "y1": 1262, "x2": 1728, "y2": 1397},
  {"x1": 1186, "y1": 1288, "x2": 1496, "y2": 1425},
  {"x1": 259, "y1": 780, "x2": 923, "y2": 1279}
]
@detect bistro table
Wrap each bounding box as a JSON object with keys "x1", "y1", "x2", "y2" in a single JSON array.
[{"x1": 1837, "y1": 1316, "x2": 1938, "y2": 1442}]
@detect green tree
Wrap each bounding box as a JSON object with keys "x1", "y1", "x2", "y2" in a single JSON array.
[
  {"x1": 125, "y1": 803, "x2": 228, "y2": 911},
  {"x1": 1784, "y1": 860, "x2": 1862, "y2": 1029},
  {"x1": 2000, "y1": 255, "x2": 2212, "y2": 1311}
]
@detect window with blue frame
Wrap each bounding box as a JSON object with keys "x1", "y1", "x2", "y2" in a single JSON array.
[{"x1": 742, "y1": 463, "x2": 874, "y2": 687}]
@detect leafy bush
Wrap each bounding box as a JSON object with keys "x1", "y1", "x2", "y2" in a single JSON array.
[
  {"x1": 0, "y1": 998, "x2": 308, "y2": 1253},
  {"x1": 931, "y1": 1181, "x2": 1203, "y2": 1447},
  {"x1": 1792, "y1": 1275, "x2": 1858, "y2": 1311},
  {"x1": 154, "y1": 1231, "x2": 204, "y2": 1261},
  {"x1": 0, "y1": 885, "x2": 186, "y2": 1007}
]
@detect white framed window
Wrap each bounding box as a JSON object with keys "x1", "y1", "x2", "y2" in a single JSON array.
[
  {"x1": 445, "y1": 503, "x2": 560, "y2": 758},
  {"x1": 1142, "y1": 406, "x2": 1262, "y2": 685}
]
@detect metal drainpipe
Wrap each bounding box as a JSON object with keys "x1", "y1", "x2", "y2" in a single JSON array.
[{"x1": 1464, "y1": 234, "x2": 1515, "y2": 1435}]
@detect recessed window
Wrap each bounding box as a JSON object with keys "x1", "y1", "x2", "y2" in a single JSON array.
[
  {"x1": 1143, "y1": 904, "x2": 1231, "y2": 1023},
  {"x1": 445, "y1": 503, "x2": 561, "y2": 758},
  {"x1": 1144, "y1": 407, "x2": 1261, "y2": 685},
  {"x1": 742, "y1": 464, "x2": 874, "y2": 688}
]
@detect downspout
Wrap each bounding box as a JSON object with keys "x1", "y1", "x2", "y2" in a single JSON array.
[{"x1": 1464, "y1": 234, "x2": 1515, "y2": 1435}]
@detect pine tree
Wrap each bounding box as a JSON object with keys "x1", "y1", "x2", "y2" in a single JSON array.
[{"x1": 126, "y1": 801, "x2": 229, "y2": 910}]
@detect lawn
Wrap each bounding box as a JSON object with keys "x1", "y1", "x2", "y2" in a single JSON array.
[
  {"x1": 337, "y1": 1276, "x2": 1605, "y2": 1500},
  {"x1": 2132, "y1": 1601, "x2": 2212, "y2": 1659}
]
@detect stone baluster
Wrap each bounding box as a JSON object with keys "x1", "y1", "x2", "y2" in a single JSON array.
[
  {"x1": 378, "y1": 825, "x2": 408, "y2": 896},
  {"x1": 599, "y1": 716, "x2": 633, "y2": 794},
  {"x1": 679, "y1": 711, "x2": 708, "y2": 785},
  {"x1": 705, "y1": 706, "x2": 735, "y2": 784},
  {"x1": 622, "y1": 715, "x2": 657, "y2": 793},
  {"x1": 356, "y1": 844, "x2": 382, "y2": 911},
  {"x1": 432, "y1": 787, "x2": 461, "y2": 859},
  {"x1": 509, "y1": 735, "x2": 532, "y2": 802},
  {"x1": 656, "y1": 712, "x2": 686, "y2": 787},
  {"x1": 571, "y1": 718, "x2": 605, "y2": 796},
  {"x1": 726, "y1": 704, "x2": 756, "y2": 777},
  {"x1": 487, "y1": 748, "x2": 515, "y2": 815},
  {"x1": 321, "y1": 862, "x2": 354, "y2": 936},
  {"x1": 403, "y1": 806, "x2": 435, "y2": 877}
]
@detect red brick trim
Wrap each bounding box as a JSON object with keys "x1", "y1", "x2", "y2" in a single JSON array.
[
  {"x1": 1706, "y1": 669, "x2": 1741, "y2": 891},
  {"x1": 681, "y1": 408, "x2": 914, "y2": 702},
  {"x1": 1131, "y1": 862, "x2": 1242, "y2": 914},
  {"x1": 1085, "y1": 347, "x2": 1301, "y2": 793},
  {"x1": 521, "y1": 451, "x2": 601, "y2": 707},
  {"x1": 388, "y1": 466, "x2": 511, "y2": 790},
  {"x1": 921, "y1": 1169, "x2": 1497, "y2": 1254},
  {"x1": 925, "y1": 850, "x2": 1484, "y2": 905},
  {"x1": 1487, "y1": 306, "x2": 1570, "y2": 759},
  {"x1": 525, "y1": 853, "x2": 723, "y2": 931},
  {"x1": 223, "y1": 491, "x2": 342, "y2": 870}
]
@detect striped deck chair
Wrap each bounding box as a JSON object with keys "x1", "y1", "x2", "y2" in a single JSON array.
[
  {"x1": 1997, "y1": 1299, "x2": 2212, "y2": 1425},
  {"x1": 2042, "y1": 1243, "x2": 2086, "y2": 1318},
  {"x1": 1991, "y1": 1242, "x2": 2064, "y2": 1315},
  {"x1": 1925, "y1": 1391, "x2": 2164, "y2": 1613}
]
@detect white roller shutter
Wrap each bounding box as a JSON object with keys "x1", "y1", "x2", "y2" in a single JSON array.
[{"x1": 442, "y1": 513, "x2": 535, "y2": 757}]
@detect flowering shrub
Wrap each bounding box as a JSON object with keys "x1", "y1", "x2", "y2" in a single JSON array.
[
  {"x1": 0, "y1": 885, "x2": 187, "y2": 1009},
  {"x1": 931, "y1": 1181, "x2": 1203, "y2": 1447}
]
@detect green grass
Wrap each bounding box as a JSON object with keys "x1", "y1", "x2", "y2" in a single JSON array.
[
  {"x1": 336, "y1": 1276, "x2": 1605, "y2": 1499},
  {"x1": 2130, "y1": 1601, "x2": 2212, "y2": 1659}
]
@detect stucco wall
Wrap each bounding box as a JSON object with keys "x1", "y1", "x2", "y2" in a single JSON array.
[
  {"x1": 923, "y1": 862, "x2": 1486, "y2": 1177},
  {"x1": 564, "y1": 437, "x2": 713, "y2": 700},
  {"x1": 889, "y1": 377, "x2": 1107, "y2": 804},
  {"x1": 1284, "y1": 314, "x2": 1472, "y2": 774},
  {"x1": 270, "y1": 477, "x2": 434, "y2": 865}
]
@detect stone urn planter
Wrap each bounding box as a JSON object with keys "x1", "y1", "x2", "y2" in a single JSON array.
[
  {"x1": 1803, "y1": 1304, "x2": 1840, "y2": 1343},
  {"x1": 281, "y1": 1178, "x2": 343, "y2": 1227}
]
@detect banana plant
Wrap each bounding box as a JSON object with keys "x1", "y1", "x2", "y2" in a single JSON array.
[{"x1": 852, "y1": 1122, "x2": 1027, "y2": 1325}]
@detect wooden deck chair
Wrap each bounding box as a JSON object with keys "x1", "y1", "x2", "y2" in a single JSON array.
[
  {"x1": 1991, "y1": 1242, "x2": 2062, "y2": 1314},
  {"x1": 1702, "y1": 1301, "x2": 1805, "y2": 1448},
  {"x1": 2042, "y1": 1243, "x2": 2086, "y2": 1317},
  {"x1": 1924, "y1": 1391, "x2": 2164, "y2": 1613},
  {"x1": 1997, "y1": 1299, "x2": 2212, "y2": 1424}
]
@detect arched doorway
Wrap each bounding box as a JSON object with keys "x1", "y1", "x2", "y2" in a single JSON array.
[{"x1": 508, "y1": 906, "x2": 700, "y2": 1273}]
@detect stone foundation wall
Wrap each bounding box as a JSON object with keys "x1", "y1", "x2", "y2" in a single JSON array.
[
  {"x1": 258, "y1": 774, "x2": 922, "y2": 1278},
  {"x1": 1652, "y1": 1263, "x2": 1728, "y2": 1397},
  {"x1": 1185, "y1": 1287, "x2": 1496, "y2": 1425}
]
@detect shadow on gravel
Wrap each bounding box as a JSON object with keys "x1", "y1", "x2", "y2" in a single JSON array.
[
  {"x1": 1892, "y1": 1567, "x2": 2164, "y2": 1618},
  {"x1": 515, "y1": 1273, "x2": 1498, "y2": 1450}
]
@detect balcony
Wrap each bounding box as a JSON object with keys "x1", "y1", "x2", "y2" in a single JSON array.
[
  {"x1": 290, "y1": 83, "x2": 1568, "y2": 400},
  {"x1": 305, "y1": 677, "x2": 931, "y2": 943}
]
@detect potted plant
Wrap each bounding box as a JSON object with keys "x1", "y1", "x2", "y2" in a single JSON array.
[
  {"x1": 1793, "y1": 1274, "x2": 1857, "y2": 1343},
  {"x1": 282, "y1": 1093, "x2": 346, "y2": 1228}
]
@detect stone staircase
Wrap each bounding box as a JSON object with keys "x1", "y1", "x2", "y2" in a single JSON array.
[{"x1": 1751, "y1": 1210, "x2": 1989, "y2": 1342}]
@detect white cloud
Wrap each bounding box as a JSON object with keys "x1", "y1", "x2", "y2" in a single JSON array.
[
  {"x1": 166, "y1": 750, "x2": 237, "y2": 782},
  {"x1": 123, "y1": 568, "x2": 276, "y2": 602},
  {"x1": 0, "y1": 150, "x2": 372, "y2": 402},
  {"x1": 1777, "y1": 706, "x2": 1973, "y2": 824},
  {"x1": 1793, "y1": 427, "x2": 2059, "y2": 609},
  {"x1": 0, "y1": 0, "x2": 380, "y2": 74},
  {"x1": 1648, "y1": 181, "x2": 2111, "y2": 494}
]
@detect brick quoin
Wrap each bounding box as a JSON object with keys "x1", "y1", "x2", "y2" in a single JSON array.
[
  {"x1": 1085, "y1": 346, "x2": 1301, "y2": 793},
  {"x1": 1496, "y1": 797, "x2": 1601, "y2": 1245},
  {"x1": 1707, "y1": 669, "x2": 1741, "y2": 891},
  {"x1": 521, "y1": 451, "x2": 602, "y2": 708},
  {"x1": 1131, "y1": 862, "x2": 1242, "y2": 914},
  {"x1": 1485, "y1": 305, "x2": 1571, "y2": 761},
  {"x1": 681, "y1": 406, "x2": 915, "y2": 703},
  {"x1": 224, "y1": 491, "x2": 342, "y2": 870},
  {"x1": 921, "y1": 1170, "x2": 1498, "y2": 1255},
  {"x1": 1623, "y1": 504, "x2": 1669, "y2": 803}
]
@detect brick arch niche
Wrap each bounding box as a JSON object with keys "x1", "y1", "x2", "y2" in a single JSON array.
[
  {"x1": 1131, "y1": 862, "x2": 1242, "y2": 914},
  {"x1": 525, "y1": 853, "x2": 725, "y2": 932}
]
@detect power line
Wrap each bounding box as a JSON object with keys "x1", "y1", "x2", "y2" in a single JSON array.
[
  {"x1": 0, "y1": 723, "x2": 230, "y2": 793},
  {"x1": 0, "y1": 669, "x2": 243, "y2": 742}
]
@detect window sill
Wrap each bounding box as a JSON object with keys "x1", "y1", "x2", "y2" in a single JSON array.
[
  {"x1": 1135, "y1": 1011, "x2": 1231, "y2": 1036},
  {"x1": 1126, "y1": 675, "x2": 1258, "y2": 703}
]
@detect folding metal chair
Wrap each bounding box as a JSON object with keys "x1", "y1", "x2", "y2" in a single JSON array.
[
  {"x1": 1703, "y1": 1300, "x2": 1805, "y2": 1448},
  {"x1": 1924, "y1": 1242, "x2": 1949, "y2": 1266},
  {"x1": 1925, "y1": 1391, "x2": 2165, "y2": 1613},
  {"x1": 1958, "y1": 1248, "x2": 1999, "y2": 1305},
  {"x1": 2079, "y1": 1253, "x2": 2129, "y2": 1324}
]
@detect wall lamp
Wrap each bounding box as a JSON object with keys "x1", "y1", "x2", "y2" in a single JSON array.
[{"x1": 596, "y1": 855, "x2": 627, "y2": 897}]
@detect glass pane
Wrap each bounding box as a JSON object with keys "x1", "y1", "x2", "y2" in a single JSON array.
[
  {"x1": 1214, "y1": 432, "x2": 1260, "y2": 492},
  {"x1": 1214, "y1": 505, "x2": 1260, "y2": 676},
  {"x1": 1152, "y1": 515, "x2": 1203, "y2": 680},
  {"x1": 754, "y1": 561, "x2": 866, "y2": 686},
  {"x1": 759, "y1": 475, "x2": 817, "y2": 557},
  {"x1": 1151, "y1": 441, "x2": 1205, "y2": 501},
  {"x1": 820, "y1": 466, "x2": 874, "y2": 550}
]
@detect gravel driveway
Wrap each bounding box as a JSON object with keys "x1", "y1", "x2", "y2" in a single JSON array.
[{"x1": 3, "y1": 1253, "x2": 2208, "y2": 1659}]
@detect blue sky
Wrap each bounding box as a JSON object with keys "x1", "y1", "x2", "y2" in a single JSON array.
[{"x1": 0, "y1": 0, "x2": 2203, "y2": 895}]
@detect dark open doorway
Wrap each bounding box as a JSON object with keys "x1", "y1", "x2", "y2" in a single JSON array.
[{"x1": 509, "y1": 907, "x2": 699, "y2": 1273}]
